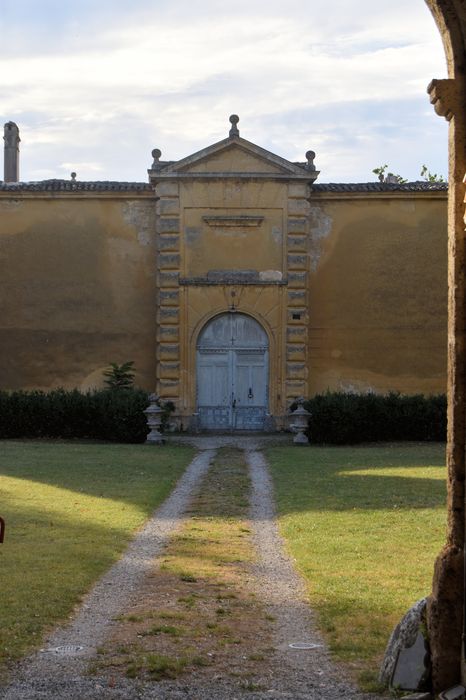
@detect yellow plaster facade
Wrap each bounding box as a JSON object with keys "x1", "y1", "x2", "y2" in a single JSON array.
[{"x1": 0, "y1": 123, "x2": 448, "y2": 430}]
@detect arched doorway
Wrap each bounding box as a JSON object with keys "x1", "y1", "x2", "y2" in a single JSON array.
[{"x1": 196, "y1": 313, "x2": 269, "y2": 430}]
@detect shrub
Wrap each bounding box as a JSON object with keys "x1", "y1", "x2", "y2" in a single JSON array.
[
  {"x1": 0, "y1": 388, "x2": 150, "y2": 443},
  {"x1": 294, "y1": 391, "x2": 446, "y2": 444},
  {"x1": 103, "y1": 361, "x2": 136, "y2": 391}
]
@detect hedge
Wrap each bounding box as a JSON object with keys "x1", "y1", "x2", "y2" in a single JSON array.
[
  {"x1": 298, "y1": 391, "x2": 446, "y2": 444},
  {"x1": 0, "y1": 388, "x2": 447, "y2": 444},
  {"x1": 0, "y1": 388, "x2": 150, "y2": 443}
]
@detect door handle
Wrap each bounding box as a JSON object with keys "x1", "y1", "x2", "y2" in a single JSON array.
[
  {"x1": 232, "y1": 398, "x2": 236, "y2": 408},
  {"x1": 248, "y1": 388, "x2": 253, "y2": 399}
]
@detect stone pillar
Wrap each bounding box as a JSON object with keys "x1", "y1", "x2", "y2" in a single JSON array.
[
  {"x1": 155, "y1": 179, "x2": 181, "y2": 414},
  {"x1": 3, "y1": 122, "x2": 20, "y2": 183},
  {"x1": 285, "y1": 182, "x2": 311, "y2": 403},
  {"x1": 427, "y1": 76, "x2": 466, "y2": 693}
]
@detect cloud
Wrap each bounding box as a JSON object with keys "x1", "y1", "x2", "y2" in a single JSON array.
[{"x1": 0, "y1": 0, "x2": 448, "y2": 182}]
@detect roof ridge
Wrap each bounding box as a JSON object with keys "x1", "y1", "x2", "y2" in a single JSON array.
[
  {"x1": 0, "y1": 179, "x2": 153, "y2": 192},
  {"x1": 312, "y1": 181, "x2": 448, "y2": 192}
]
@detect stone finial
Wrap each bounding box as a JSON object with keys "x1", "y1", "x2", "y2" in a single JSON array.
[
  {"x1": 151, "y1": 148, "x2": 162, "y2": 168},
  {"x1": 4, "y1": 121, "x2": 20, "y2": 183},
  {"x1": 70, "y1": 172, "x2": 77, "y2": 181},
  {"x1": 305, "y1": 150, "x2": 316, "y2": 171},
  {"x1": 229, "y1": 114, "x2": 240, "y2": 138}
]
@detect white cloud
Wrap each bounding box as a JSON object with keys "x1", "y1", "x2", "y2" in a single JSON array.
[{"x1": 0, "y1": 0, "x2": 448, "y2": 182}]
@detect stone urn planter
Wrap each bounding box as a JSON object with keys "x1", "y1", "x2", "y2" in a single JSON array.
[
  {"x1": 289, "y1": 398, "x2": 311, "y2": 445},
  {"x1": 144, "y1": 393, "x2": 164, "y2": 445}
]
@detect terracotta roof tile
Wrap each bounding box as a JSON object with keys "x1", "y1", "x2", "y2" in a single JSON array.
[
  {"x1": 0, "y1": 179, "x2": 153, "y2": 192},
  {"x1": 312, "y1": 181, "x2": 448, "y2": 192},
  {"x1": 0, "y1": 179, "x2": 448, "y2": 193}
]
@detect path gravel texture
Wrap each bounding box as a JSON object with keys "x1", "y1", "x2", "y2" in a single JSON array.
[
  {"x1": 1, "y1": 449, "x2": 215, "y2": 700},
  {"x1": 1, "y1": 437, "x2": 384, "y2": 700}
]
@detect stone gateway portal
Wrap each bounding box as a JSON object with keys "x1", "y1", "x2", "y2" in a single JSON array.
[{"x1": 196, "y1": 314, "x2": 269, "y2": 430}]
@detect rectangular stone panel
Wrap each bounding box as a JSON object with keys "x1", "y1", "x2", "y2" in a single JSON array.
[
  {"x1": 158, "y1": 379, "x2": 180, "y2": 399},
  {"x1": 159, "y1": 253, "x2": 181, "y2": 270},
  {"x1": 158, "y1": 235, "x2": 180, "y2": 251},
  {"x1": 287, "y1": 290, "x2": 306, "y2": 306},
  {"x1": 160, "y1": 362, "x2": 180, "y2": 379},
  {"x1": 158, "y1": 199, "x2": 180, "y2": 216},
  {"x1": 156, "y1": 182, "x2": 179, "y2": 197},
  {"x1": 158, "y1": 218, "x2": 179, "y2": 233},
  {"x1": 158, "y1": 343, "x2": 180, "y2": 359},
  {"x1": 287, "y1": 308, "x2": 307, "y2": 324},
  {"x1": 288, "y1": 198, "x2": 310, "y2": 216},
  {"x1": 288, "y1": 183, "x2": 308, "y2": 198},
  {"x1": 286, "y1": 344, "x2": 306, "y2": 361},
  {"x1": 287, "y1": 218, "x2": 308, "y2": 234},
  {"x1": 159, "y1": 290, "x2": 179, "y2": 306},
  {"x1": 159, "y1": 306, "x2": 179, "y2": 323},
  {"x1": 159, "y1": 271, "x2": 180, "y2": 287},
  {"x1": 157, "y1": 326, "x2": 179, "y2": 342},
  {"x1": 286, "y1": 326, "x2": 307, "y2": 342},
  {"x1": 285, "y1": 380, "x2": 307, "y2": 400},
  {"x1": 287, "y1": 236, "x2": 307, "y2": 252},
  {"x1": 286, "y1": 362, "x2": 306, "y2": 379},
  {"x1": 288, "y1": 271, "x2": 307, "y2": 287},
  {"x1": 287, "y1": 254, "x2": 307, "y2": 270}
]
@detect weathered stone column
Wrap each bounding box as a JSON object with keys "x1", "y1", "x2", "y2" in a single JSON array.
[
  {"x1": 427, "y1": 75, "x2": 466, "y2": 692},
  {"x1": 285, "y1": 156, "x2": 313, "y2": 403},
  {"x1": 149, "y1": 149, "x2": 181, "y2": 419},
  {"x1": 3, "y1": 122, "x2": 20, "y2": 183}
]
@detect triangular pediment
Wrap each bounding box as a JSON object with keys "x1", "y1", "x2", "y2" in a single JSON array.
[{"x1": 152, "y1": 136, "x2": 313, "y2": 178}]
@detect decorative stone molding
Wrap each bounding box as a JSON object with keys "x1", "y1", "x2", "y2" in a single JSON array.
[
  {"x1": 202, "y1": 215, "x2": 264, "y2": 227},
  {"x1": 179, "y1": 275, "x2": 287, "y2": 286},
  {"x1": 427, "y1": 78, "x2": 461, "y2": 122}
]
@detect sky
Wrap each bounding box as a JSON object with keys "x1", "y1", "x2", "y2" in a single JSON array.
[{"x1": 0, "y1": 0, "x2": 449, "y2": 183}]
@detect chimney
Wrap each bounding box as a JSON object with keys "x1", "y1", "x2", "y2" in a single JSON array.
[{"x1": 4, "y1": 122, "x2": 20, "y2": 182}]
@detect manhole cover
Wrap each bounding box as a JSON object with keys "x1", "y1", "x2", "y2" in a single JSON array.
[
  {"x1": 288, "y1": 642, "x2": 323, "y2": 650},
  {"x1": 45, "y1": 645, "x2": 84, "y2": 654}
]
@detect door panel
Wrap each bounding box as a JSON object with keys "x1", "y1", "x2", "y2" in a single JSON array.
[
  {"x1": 197, "y1": 314, "x2": 269, "y2": 431},
  {"x1": 233, "y1": 351, "x2": 267, "y2": 430},
  {"x1": 197, "y1": 352, "x2": 231, "y2": 429}
]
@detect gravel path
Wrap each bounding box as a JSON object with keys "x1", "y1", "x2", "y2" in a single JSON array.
[
  {"x1": 245, "y1": 449, "x2": 381, "y2": 699},
  {"x1": 1, "y1": 438, "x2": 383, "y2": 699},
  {"x1": 1, "y1": 449, "x2": 215, "y2": 700}
]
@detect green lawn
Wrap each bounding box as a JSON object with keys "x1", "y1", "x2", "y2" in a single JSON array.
[
  {"x1": 267, "y1": 442, "x2": 446, "y2": 691},
  {"x1": 0, "y1": 440, "x2": 194, "y2": 675}
]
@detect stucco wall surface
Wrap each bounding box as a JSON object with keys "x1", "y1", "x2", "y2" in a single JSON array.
[
  {"x1": 0, "y1": 189, "x2": 448, "y2": 397},
  {"x1": 0, "y1": 196, "x2": 157, "y2": 390},
  {"x1": 308, "y1": 194, "x2": 447, "y2": 395}
]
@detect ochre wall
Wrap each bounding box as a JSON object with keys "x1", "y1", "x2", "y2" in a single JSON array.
[
  {"x1": 308, "y1": 192, "x2": 447, "y2": 395},
  {"x1": 0, "y1": 188, "x2": 447, "y2": 397},
  {"x1": 0, "y1": 194, "x2": 157, "y2": 391}
]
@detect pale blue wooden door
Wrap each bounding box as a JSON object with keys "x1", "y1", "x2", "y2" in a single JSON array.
[
  {"x1": 233, "y1": 351, "x2": 267, "y2": 430},
  {"x1": 196, "y1": 314, "x2": 268, "y2": 430},
  {"x1": 197, "y1": 351, "x2": 231, "y2": 429}
]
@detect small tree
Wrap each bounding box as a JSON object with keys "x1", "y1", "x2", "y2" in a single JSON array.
[
  {"x1": 372, "y1": 164, "x2": 407, "y2": 184},
  {"x1": 103, "y1": 361, "x2": 136, "y2": 390},
  {"x1": 420, "y1": 164, "x2": 445, "y2": 183}
]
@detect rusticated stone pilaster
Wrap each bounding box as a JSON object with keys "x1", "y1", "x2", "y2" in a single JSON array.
[
  {"x1": 155, "y1": 185, "x2": 181, "y2": 404},
  {"x1": 285, "y1": 183, "x2": 311, "y2": 402}
]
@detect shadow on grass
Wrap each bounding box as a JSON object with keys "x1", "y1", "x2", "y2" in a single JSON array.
[
  {"x1": 0, "y1": 499, "x2": 143, "y2": 670},
  {"x1": 265, "y1": 442, "x2": 446, "y2": 514},
  {"x1": 0, "y1": 440, "x2": 194, "y2": 508}
]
